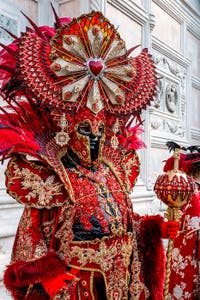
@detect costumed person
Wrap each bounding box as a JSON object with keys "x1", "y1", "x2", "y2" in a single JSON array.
[
  {"x1": 162, "y1": 147, "x2": 200, "y2": 299},
  {"x1": 0, "y1": 8, "x2": 178, "y2": 300}
]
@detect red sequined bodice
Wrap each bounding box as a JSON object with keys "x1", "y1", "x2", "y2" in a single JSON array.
[{"x1": 67, "y1": 163, "x2": 132, "y2": 239}]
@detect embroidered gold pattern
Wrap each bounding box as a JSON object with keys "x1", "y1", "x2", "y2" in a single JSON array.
[
  {"x1": 12, "y1": 164, "x2": 63, "y2": 206},
  {"x1": 53, "y1": 291, "x2": 71, "y2": 300},
  {"x1": 55, "y1": 203, "x2": 76, "y2": 264},
  {"x1": 42, "y1": 218, "x2": 55, "y2": 246},
  {"x1": 12, "y1": 207, "x2": 48, "y2": 262},
  {"x1": 129, "y1": 231, "x2": 150, "y2": 299},
  {"x1": 111, "y1": 119, "x2": 120, "y2": 150},
  {"x1": 95, "y1": 176, "x2": 125, "y2": 233},
  {"x1": 69, "y1": 234, "x2": 133, "y2": 299},
  {"x1": 69, "y1": 234, "x2": 132, "y2": 272},
  {"x1": 102, "y1": 158, "x2": 128, "y2": 195},
  {"x1": 34, "y1": 240, "x2": 47, "y2": 259},
  {"x1": 122, "y1": 152, "x2": 140, "y2": 192},
  {"x1": 107, "y1": 266, "x2": 129, "y2": 300},
  {"x1": 12, "y1": 208, "x2": 33, "y2": 261},
  {"x1": 53, "y1": 282, "x2": 78, "y2": 300}
]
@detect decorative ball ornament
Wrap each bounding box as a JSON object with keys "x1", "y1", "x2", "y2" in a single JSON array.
[
  {"x1": 154, "y1": 171, "x2": 194, "y2": 209},
  {"x1": 154, "y1": 149, "x2": 195, "y2": 209}
]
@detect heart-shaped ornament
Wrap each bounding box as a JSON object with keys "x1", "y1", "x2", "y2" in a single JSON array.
[{"x1": 87, "y1": 58, "x2": 104, "y2": 78}]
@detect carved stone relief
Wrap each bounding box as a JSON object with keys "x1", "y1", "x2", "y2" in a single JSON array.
[
  {"x1": 151, "y1": 116, "x2": 184, "y2": 137},
  {"x1": 151, "y1": 116, "x2": 162, "y2": 130},
  {"x1": 165, "y1": 83, "x2": 178, "y2": 113},
  {"x1": 153, "y1": 79, "x2": 163, "y2": 108},
  {"x1": 151, "y1": 54, "x2": 187, "y2": 138},
  {"x1": 153, "y1": 55, "x2": 186, "y2": 83},
  {"x1": 149, "y1": 12, "x2": 156, "y2": 32},
  {"x1": 164, "y1": 119, "x2": 184, "y2": 136}
]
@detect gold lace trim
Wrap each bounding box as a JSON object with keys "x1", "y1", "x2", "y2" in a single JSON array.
[{"x1": 69, "y1": 233, "x2": 133, "y2": 272}]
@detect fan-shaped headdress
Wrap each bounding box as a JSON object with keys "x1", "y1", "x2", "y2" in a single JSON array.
[{"x1": 0, "y1": 9, "x2": 157, "y2": 201}]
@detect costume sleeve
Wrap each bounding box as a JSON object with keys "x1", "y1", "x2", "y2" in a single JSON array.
[
  {"x1": 5, "y1": 155, "x2": 66, "y2": 208},
  {"x1": 4, "y1": 206, "x2": 67, "y2": 299},
  {"x1": 3, "y1": 156, "x2": 69, "y2": 299}
]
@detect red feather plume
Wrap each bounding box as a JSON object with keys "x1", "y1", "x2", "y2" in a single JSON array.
[
  {"x1": 0, "y1": 99, "x2": 55, "y2": 161},
  {"x1": 0, "y1": 40, "x2": 18, "y2": 88},
  {"x1": 118, "y1": 123, "x2": 146, "y2": 151}
]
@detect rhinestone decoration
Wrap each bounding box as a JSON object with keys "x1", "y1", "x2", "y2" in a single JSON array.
[
  {"x1": 54, "y1": 114, "x2": 70, "y2": 147},
  {"x1": 87, "y1": 58, "x2": 105, "y2": 79}
]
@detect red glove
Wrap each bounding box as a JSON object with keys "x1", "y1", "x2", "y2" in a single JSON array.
[
  {"x1": 42, "y1": 269, "x2": 79, "y2": 299},
  {"x1": 161, "y1": 221, "x2": 179, "y2": 239}
]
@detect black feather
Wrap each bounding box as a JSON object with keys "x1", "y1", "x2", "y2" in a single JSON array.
[
  {"x1": 186, "y1": 145, "x2": 200, "y2": 153},
  {"x1": 166, "y1": 141, "x2": 181, "y2": 152}
]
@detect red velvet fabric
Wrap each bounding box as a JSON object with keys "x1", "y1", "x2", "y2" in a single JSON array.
[
  {"x1": 4, "y1": 252, "x2": 65, "y2": 290},
  {"x1": 140, "y1": 215, "x2": 165, "y2": 300},
  {"x1": 42, "y1": 271, "x2": 79, "y2": 298}
]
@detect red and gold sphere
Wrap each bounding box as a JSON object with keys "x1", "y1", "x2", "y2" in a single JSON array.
[{"x1": 154, "y1": 170, "x2": 195, "y2": 208}]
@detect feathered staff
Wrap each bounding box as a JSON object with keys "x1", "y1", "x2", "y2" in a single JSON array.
[{"x1": 154, "y1": 141, "x2": 195, "y2": 299}]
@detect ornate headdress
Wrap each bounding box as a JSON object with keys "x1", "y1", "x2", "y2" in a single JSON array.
[{"x1": 0, "y1": 9, "x2": 157, "y2": 201}]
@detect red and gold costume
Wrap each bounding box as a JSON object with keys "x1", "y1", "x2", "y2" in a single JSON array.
[
  {"x1": 163, "y1": 152, "x2": 200, "y2": 299},
  {"x1": 0, "y1": 9, "x2": 167, "y2": 300}
]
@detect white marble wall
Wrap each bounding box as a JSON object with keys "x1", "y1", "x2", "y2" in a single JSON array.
[
  {"x1": 0, "y1": 0, "x2": 199, "y2": 298},
  {"x1": 150, "y1": 0, "x2": 200, "y2": 170}
]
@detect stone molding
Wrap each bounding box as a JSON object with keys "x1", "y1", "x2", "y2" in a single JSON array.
[
  {"x1": 107, "y1": 0, "x2": 148, "y2": 25},
  {"x1": 152, "y1": 36, "x2": 191, "y2": 67},
  {"x1": 149, "y1": 12, "x2": 156, "y2": 31},
  {"x1": 192, "y1": 75, "x2": 200, "y2": 89},
  {"x1": 55, "y1": 0, "x2": 75, "y2": 3},
  {"x1": 191, "y1": 128, "x2": 200, "y2": 141},
  {"x1": 153, "y1": 0, "x2": 200, "y2": 38},
  {"x1": 80, "y1": 0, "x2": 107, "y2": 14}
]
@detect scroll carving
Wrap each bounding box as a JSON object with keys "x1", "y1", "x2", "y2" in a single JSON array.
[
  {"x1": 163, "y1": 120, "x2": 184, "y2": 137},
  {"x1": 153, "y1": 56, "x2": 186, "y2": 82}
]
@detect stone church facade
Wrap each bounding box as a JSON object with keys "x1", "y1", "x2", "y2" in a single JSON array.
[{"x1": 0, "y1": 0, "x2": 199, "y2": 298}]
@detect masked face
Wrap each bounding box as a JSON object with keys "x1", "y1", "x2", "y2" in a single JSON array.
[{"x1": 69, "y1": 116, "x2": 105, "y2": 167}]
